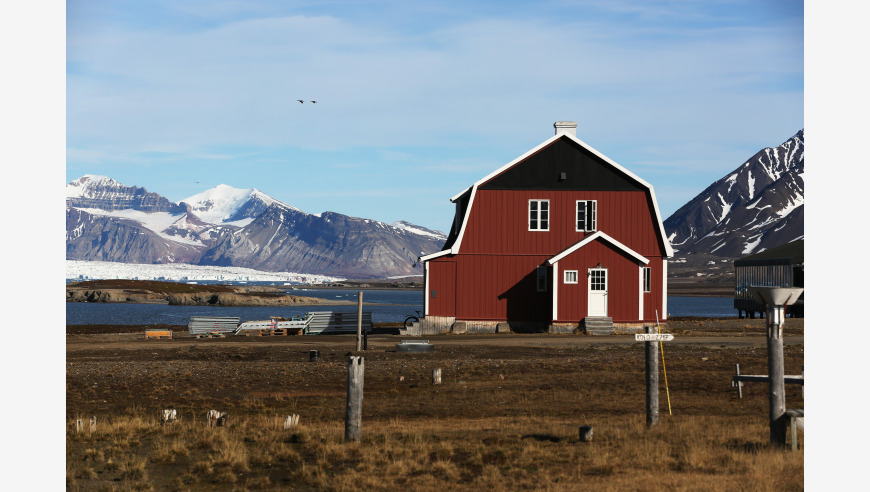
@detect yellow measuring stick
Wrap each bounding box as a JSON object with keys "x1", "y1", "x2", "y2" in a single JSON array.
[{"x1": 656, "y1": 310, "x2": 673, "y2": 415}]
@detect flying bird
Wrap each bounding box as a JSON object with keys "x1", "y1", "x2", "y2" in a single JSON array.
[
  {"x1": 297, "y1": 100, "x2": 304, "y2": 103},
  {"x1": 310, "y1": 100, "x2": 317, "y2": 103}
]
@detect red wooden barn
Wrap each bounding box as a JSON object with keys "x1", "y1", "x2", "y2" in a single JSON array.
[{"x1": 419, "y1": 121, "x2": 674, "y2": 335}]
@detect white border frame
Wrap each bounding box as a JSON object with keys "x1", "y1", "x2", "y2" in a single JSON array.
[
  {"x1": 528, "y1": 199, "x2": 550, "y2": 231},
  {"x1": 575, "y1": 199, "x2": 597, "y2": 232},
  {"x1": 564, "y1": 270, "x2": 579, "y2": 284},
  {"x1": 587, "y1": 267, "x2": 608, "y2": 317},
  {"x1": 552, "y1": 262, "x2": 559, "y2": 320}
]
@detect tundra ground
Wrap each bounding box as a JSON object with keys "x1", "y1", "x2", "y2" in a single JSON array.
[{"x1": 67, "y1": 317, "x2": 804, "y2": 491}]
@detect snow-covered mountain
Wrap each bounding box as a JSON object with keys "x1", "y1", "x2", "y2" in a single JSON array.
[
  {"x1": 181, "y1": 185, "x2": 301, "y2": 225},
  {"x1": 67, "y1": 175, "x2": 185, "y2": 214},
  {"x1": 663, "y1": 129, "x2": 804, "y2": 261},
  {"x1": 66, "y1": 176, "x2": 447, "y2": 278}
]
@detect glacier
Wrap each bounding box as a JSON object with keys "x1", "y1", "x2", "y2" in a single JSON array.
[{"x1": 66, "y1": 260, "x2": 343, "y2": 284}]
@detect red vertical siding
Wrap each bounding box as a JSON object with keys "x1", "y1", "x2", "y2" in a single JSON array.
[
  {"x1": 452, "y1": 254, "x2": 550, "y2": 321},
  {"x1": 427, "y1": 185, "x2": 667, "y2": 322},
  {"x1": 554, "y1": 240, "x2": 645, "y2": 323},
  {"x1": 427, "y1": 260, "x2": 456, "y2": 317},
  {"x1": 462, "y1": 189, "x2": 663, "y2": 258}
]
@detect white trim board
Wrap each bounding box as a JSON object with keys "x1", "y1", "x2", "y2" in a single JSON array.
[{"x1": 547, "y1": 231, "x2": 650, "y2": 266}]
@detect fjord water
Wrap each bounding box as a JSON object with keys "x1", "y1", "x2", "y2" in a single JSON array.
[{"x1": 66, "y1": 289, "x2": 737, "y2": 325}]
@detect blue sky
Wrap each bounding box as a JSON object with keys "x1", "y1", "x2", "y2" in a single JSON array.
[{"x1": 65, "y1": 0, "x2": 804, "y2": 233}]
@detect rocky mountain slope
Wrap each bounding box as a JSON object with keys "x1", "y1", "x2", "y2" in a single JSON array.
[
  {"x1": 664, "y1": 130, "x2": 804, "y2": 284},
  {"x1": 66, "y1": 175, "x2": 446, "y2": 278}
]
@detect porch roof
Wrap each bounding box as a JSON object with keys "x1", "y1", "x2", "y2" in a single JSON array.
[{"x1": 546, "y1": 231, "x2": 650, "y2": 266}]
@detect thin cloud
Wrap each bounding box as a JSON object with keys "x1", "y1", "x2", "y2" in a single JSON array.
[{"x1": 66, "y1": 1, "x2": 803, "y2": 231}]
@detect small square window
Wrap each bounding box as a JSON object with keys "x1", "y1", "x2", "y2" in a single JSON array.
[
  {"x1": 643, "y1": 268, "x2": 651, "y2": 293},
  {"x1": 564, "y1": 270, "x2": 578, "y2": 284}
]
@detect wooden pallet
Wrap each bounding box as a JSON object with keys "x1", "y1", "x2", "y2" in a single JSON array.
[
  {"x1": 145, "y1": 330, "x2": 173, "y2": 339},
  {"x1": 195, "y1": 332, "x2": 227, "y2": 339}
]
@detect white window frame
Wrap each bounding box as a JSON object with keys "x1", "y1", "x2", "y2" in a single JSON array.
[
  {"x1": 529, "y1": 199, "x2": 550, "y2": 231},
  {"x1": 536, "y1": 266, "x2": 548, "y2": 292},
  {"x1": 576, "y1": 200, "x2": 597, "y2": 232},
  {"x1": 564, "y1": 270, "x2": 578, "y2": 284},
  {"x1": 643, "y1": 267, "x2": 652, "y2": 293}
]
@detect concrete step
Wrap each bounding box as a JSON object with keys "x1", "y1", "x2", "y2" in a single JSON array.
[{"x1": 583, "y1": 317, "x2": 614, "y2": 335}]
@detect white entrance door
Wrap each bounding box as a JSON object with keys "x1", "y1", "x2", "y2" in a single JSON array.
[{"x1": 588, "y1": 268, "x2": 608, "y2": 316}]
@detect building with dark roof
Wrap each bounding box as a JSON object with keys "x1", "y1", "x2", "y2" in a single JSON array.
[
  {"x1": 734, "y1": 239, "x2": 804, "y2": 318},
  {"x1": 419, "y1": 121, "x2": 673, "y2": 334}
]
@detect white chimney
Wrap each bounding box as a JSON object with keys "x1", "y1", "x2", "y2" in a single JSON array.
[{"x1": 554, "y1": 121, "x2": 577, "y2": 137}]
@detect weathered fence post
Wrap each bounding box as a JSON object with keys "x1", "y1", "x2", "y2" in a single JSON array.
[
  {"x1": 734, "y1": 364, "x2": 743, "y2": 398},
  {"x1": 578, "y1": 425, "x2": 593, "y2": 442},
  {"x1": 356, "y1": 291, "x2": 364, "y2": 352},
  {"x1": 432, "y1": 368, "x2": 442, "y2": 385},
  {"x1": 284, "y1": 414, "x2": 300, "y2": 430},
  {"x1": 645, "y1": 325, "x2": 659, "y2": 427},
  {"x1": 89, "y1": 416, "x2": 97, "y2": 433},
  {"x1": 76, "y1": 419, "x2": 84, "y2": 433},
  {"x1": 345, "y1": 356, "x2": 365, "y2": 442}
]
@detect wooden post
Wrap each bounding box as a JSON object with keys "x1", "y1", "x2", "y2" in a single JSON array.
[
  {"x1": 578, "y1": 425, "x2": 593, "y2": 442},
  {"x1": 766, "y1": 304, "x2": 787, "y2": 447},
  {"x1": 735, "y1": 364, "x2": 743, "y2": 398},
  {"x1": 356, "y1": 291, "x2": 363, "y2": 352},
  {"x1": 645, "y1": 325, "x2": 659, "y2": 427},
  {"x1": 432, "y1": 368, "x2": 442, "y2": 385},
  {"x1": 345, "y1": 356, "x2": 365, "y2": 442},
  {"x1": 76, "y1": 419, "x2": 83, "y2": 433},
  {"x1": 284, "y1": 414, "x2": 300, "y2": 430}
]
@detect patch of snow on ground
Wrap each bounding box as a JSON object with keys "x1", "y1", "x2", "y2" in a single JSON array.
[
  {"x1": 726, "y1": 173, "x2": 737, "y2": 193},
  {"x1": 716, "y1": 193, "x2": 731, "y2": 223},
  {"x1": 747, "y1": 170, "x2": 755, "y2": 200},
  {"x1": 77, "y1": 208, "x2": 203, "y2": 246},
  {"x1": 776, "y1": 195, "x2": 804, "y2": 218},
  {"x1": 250, "y1": 190, "x2": 301, "y2": 213},
  {"x1": 742, "y1": 235, "x2": 763, "y2": 255},
  {"x1": 390, "y1": 222, "x2": 447, "y2": 240}
]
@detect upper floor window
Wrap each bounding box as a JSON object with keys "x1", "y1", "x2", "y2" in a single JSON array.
[
  {"x1": 576, "y1": 200, "x2": 597, "y2": 232},
  {"x1": 529, "y1": 199, "x2": 549, "y2": 231},
  {"x1": 643, "y1": 267, "x2": 652, "y2": 293}
]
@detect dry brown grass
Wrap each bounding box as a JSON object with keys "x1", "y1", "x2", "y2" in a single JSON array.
[
  {"x1": 66, "y1": 412, "x2": 803, "y2": 491},
  {"x1": 67, "y1": 325, "x2": 804, "y2": 490}
]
